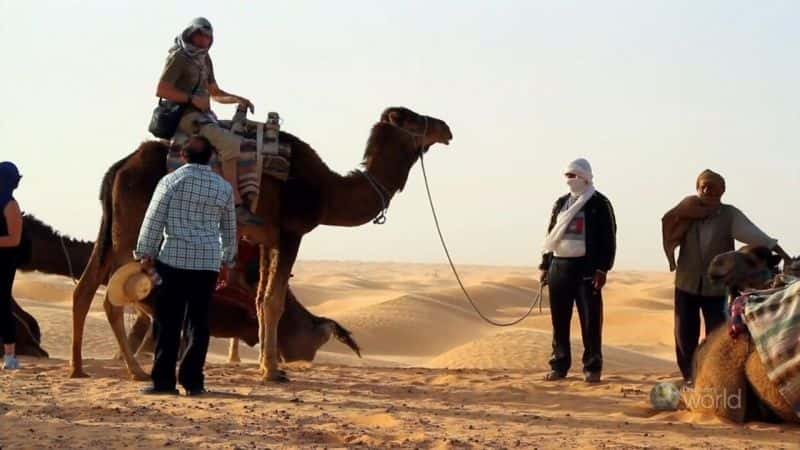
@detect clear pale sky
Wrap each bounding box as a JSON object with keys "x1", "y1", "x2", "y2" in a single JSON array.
[{"x1": 2, "y1": 1, "x2": 798, "y2": 270}]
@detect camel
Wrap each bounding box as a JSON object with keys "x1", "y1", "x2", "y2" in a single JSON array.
[
  {"x1": 1, "y1": 298, "x2": 48, "y2": 358},
  {"x1": 1, "y1": 213, "x2": 90, "y2": 358},
  {"x1": 70, "y1": 106, "x2": 452, "y2": 382},
  {"x1": 16, "y1": 214, "x2": 358, "y2": 374},
  {"x1": 687, "y1": 245, "x2": 800, "y2": 423}
]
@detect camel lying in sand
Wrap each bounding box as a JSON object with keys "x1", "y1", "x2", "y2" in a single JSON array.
[
  {"x1": 0, "y1": 297, "x2": 48, "y2": 358},
  {"x1": 17, "y1": 214, "x2": 358, "y2": 374},
  {"x1": 687, "y1": 245, "x2": 800, "y2": 423}
]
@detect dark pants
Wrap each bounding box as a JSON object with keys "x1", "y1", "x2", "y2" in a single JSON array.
[
  {"x1": 0, "y1": 253, "x2": 16, "y2": 345},
  {"x1": 151, "y1": 261, "x2": 218, "y2": 391},
  {"x1": 548, "y1": 257, "x2": 603, "y2": 375},
  {"x1": 674, "y1": 288, "x2": 728, "y2": 381}
]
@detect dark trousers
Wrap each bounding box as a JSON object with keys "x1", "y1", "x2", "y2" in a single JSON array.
[
  {"x1": 548, "y1": 257, "x2": 603, "y2": 375},
  {"x1": 151, "y1": 261, "x2": 218, "y2": 391},
  {"x1": 0, "y1": 254, "x2": 16, "y2": 345},
  {"x1": 674, "y1": 288, "x2": 728, "y2": 381}
]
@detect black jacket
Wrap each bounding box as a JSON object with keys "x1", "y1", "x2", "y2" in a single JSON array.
[{"x1": 539, "y1": 191, "x2": 617, "y2": 275}]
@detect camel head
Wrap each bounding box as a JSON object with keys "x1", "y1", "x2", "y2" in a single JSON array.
[
  {"x1": 708, "y1": 245, "x2": 782, "y2": 291},
  {"x1": 380, "y1": 106, "x2": 453, "y2": 151}
]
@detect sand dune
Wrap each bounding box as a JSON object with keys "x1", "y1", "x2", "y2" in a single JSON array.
[{"x1": 2, "y1": 262, "x2": 798, "y2": 449}]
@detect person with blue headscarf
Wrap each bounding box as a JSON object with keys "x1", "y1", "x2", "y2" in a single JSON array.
[{"x1": 0, "y1": 161, "x2": 23, "y2": 369}]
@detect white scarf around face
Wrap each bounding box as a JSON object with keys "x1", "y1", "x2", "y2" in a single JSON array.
[{"x1": 542, "y1": 185, "x2": 596, "y2": 253}]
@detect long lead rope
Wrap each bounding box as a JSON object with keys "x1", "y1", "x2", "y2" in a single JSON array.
[{"x1": 418, "y1": 151, "x2": 543, "y2": 326}]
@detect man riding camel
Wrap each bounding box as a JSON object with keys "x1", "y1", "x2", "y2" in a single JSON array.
[{"x1": 156, "y1": 17, "x2": 262, "y2": 225}]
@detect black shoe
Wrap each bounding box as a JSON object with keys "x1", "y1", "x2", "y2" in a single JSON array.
[
  {"x1": 141, "y1": 386, "x2": 179, "y2": 396},
  {"x1": 544, "y1": 370, "x2": 566, "y2": 381},
  {"x1": 583, "y1": 371, "x2": 601, "y2": 383},
  {"x1": 185, "y1": 387, "x2": 208, "y2": 397}
]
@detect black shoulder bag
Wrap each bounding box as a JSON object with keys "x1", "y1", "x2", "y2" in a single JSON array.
[{"x1": 148, "y1": 68, "x2": 202, "y2": 139}]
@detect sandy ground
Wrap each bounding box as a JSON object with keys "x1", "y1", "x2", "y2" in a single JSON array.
[{"x1": 1, "y1": 261, "x2": 798, "y2": 449}]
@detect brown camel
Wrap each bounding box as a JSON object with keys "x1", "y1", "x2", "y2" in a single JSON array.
[
  {"x1": 1, "y1": 213, "x2": 90, "y2": 358},
  {"x1": 687, "y1": 245, "x2": 800, "y2": 423},
  {"x1": 70, "y1": 107, "x2": 452, "y2": 381}
]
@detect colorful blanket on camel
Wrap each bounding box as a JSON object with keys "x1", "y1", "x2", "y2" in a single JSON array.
[
  {"x1": 743, "y1": 280, "x2": 800, "y2": 417},
  {"x1": 167, "y1": 117, "x2": 291, "y2": 200}
]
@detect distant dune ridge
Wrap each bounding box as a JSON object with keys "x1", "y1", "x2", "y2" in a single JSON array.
[{"x1": 2, "y1": 261, "x2": 797, "y2": 448}]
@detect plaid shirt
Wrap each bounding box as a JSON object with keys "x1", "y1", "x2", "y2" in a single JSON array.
[{"x1": 134, "y1": 164, "x2": 237, "y2": 271}]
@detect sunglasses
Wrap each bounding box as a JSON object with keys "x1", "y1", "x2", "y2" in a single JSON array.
[{"x1": 565, "y1": 173, "x2": 577, "y2": 179}]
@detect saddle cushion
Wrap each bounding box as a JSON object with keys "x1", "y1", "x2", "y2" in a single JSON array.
[
  {"x1": 167, "y1": 115, "x2": 291, "y2": 200},
  {"x1": 744, "y1": 281, "x2": 800, "y2": 418}
]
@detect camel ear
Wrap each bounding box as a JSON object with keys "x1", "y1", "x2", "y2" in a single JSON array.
[{"x1": 387, "y1": 111, "x2": 401, "y2": 125}]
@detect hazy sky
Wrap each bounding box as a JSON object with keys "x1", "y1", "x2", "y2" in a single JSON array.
[{"x1": 2, "y1": 1, "x2": 798, "y2": 270}]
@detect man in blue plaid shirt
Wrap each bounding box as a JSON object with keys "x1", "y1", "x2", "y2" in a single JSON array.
[{"x1": 134, "y1": 135, "x2": 237, "y2": 396}]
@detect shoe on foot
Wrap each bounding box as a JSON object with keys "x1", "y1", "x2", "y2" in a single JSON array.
[
  {"x1": 141, "y1": 386, "x2": 179, "y2": 396},
  {"x1": 544, "y1": 370, "x2": 566, "y2": 381},
  {"x1": 583, "y1": 371, "x2": 601, "y2": 383},
  {"x1": 185, "y1": 387, "x2": 208, "y2": 397},
  {"x1": 236, "y1": 205, "x2": 264, "y2": 226},
  {"x1": 2, "y1": 356, "x2": 20, "y2": 370}
]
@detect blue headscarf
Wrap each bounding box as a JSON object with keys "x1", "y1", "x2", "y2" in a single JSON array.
[{"x1": 0, "y1": 162, "x2": 21, "y2": 209}]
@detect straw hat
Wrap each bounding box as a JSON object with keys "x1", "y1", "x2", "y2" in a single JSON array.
[{"x1": 107, "y1": 262, "x2": 155, "y2": 306}]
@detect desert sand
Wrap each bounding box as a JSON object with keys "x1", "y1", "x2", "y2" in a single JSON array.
[{"x1": 1, "y1": 261, "x2": 798, "y2": 449}]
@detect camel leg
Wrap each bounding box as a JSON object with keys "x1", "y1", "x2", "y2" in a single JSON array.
[
  {"x1": 261, "y1": 234, "x2": 301, "y2": 383},
  {"x1": 228, "y1": 338, "x2": 241, "y2": 364},
  {"x1": 103, "y1": 296, "x2": 148, "y2": 381},
  {"x1": 257, "y1": 246, "x2": 279, "y2": 376},
  {"x1": 135, "y1": 322, "x2": 155, "y2": 357},
  {"x1": 112, "y1": 312, "x2": 151, "y2": 359},
  {"x1": 70, "y1": 249, "x2": 109, "y2": 378}
]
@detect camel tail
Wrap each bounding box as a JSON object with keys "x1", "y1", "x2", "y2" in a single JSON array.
[
  {"x1": 97, "y1": 151, "x2": 136, "y2": 264},
  {"x1": 328, "y1": 319, "x2": 361, "y2": 358}
]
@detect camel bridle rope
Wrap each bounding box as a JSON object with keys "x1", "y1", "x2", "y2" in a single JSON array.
[
  {"x1": 370, "y1": 115, "x2": 544, "y2": 326},
  {"x1": 415, "y1": 116, "x2": 544, "y2": 326},
  {"x1": 418, "y1": 149, "x2": 544, "y2": 326},
  {"x1": 59, "y1": 235, "x2": 78, "y2": 286},
  {"x1": 361, "y1": 171, "x2": 390, "y2": 225}
]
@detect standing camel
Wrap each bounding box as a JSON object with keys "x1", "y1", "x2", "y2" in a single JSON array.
[{"x1": 70, "y1": 107, "x2": 452, "y2": 382}]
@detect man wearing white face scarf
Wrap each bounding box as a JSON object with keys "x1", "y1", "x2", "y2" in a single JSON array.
[{"x1": 539, "y1": 158, "x2": 617, "y2": 383}]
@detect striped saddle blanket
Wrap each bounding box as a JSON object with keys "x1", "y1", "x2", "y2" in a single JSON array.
[
  {"x1": 743, "y1": 280, "x2": 800, "y2": 418},
  {"x1": 166, "y1": 115, "x2": 291, "y2": 200}
]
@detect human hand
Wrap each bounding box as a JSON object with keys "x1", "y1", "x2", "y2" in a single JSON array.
[
  {"x1": 139, "y1": 257, "x2": 154, "y2": 272},
  {"x1": 238, "y1": 97, "x2": 255, "y2": 114},
  {"x1": 539, "y1": 270, "x2": 548, "y2": 286},
  {"x1": 219, "y1": 266, "x2": 236, "y2": 286},
  {"x1": 592, "y1": 270, "x2": 607, "y2": 290}
]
